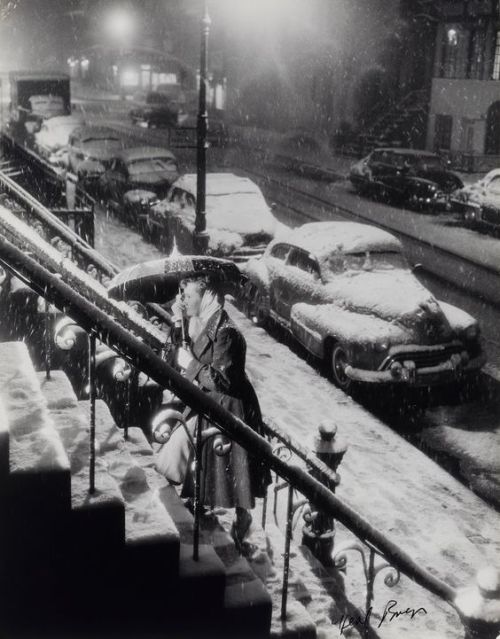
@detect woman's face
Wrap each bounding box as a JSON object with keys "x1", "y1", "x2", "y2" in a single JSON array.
[{"x1": 182, "y1": 282, "x2": 203, "y2": 317}]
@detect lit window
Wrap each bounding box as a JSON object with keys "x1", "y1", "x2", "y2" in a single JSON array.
[
  {"x1": 493, "y1": 31, "x2": 500, "y2": 80},
  {"x1": 447, "y1": 28, "x2": 458, "y2": 46}
]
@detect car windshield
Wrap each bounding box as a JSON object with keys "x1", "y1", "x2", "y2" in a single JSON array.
[
  {"x1": 392, "y1": 153, "x2": 444, "y2": 171},
  {"x1": 323, "y1": 250, "x2": 407, "y2": 278},
  {"x1": 127, "y1": 158, "x2": 177, "y2": 175}
]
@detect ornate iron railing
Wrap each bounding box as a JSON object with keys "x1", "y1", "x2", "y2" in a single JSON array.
[{"x1": 1, "y1": 221, "x2": 499, "y2": 639}]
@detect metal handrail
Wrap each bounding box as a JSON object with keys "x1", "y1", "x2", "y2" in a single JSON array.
[
  {"x1": 0, "y1": 207, "x2": 166, "y2": 350},
  {"x1": 0, "y1": 231, "x2": 459, "y2": 608},
  {"x1": 0, "y1": 164, "x2": 173, "y2": 326}
]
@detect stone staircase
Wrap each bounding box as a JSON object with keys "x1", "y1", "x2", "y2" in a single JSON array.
[{"x1": 0, "y1": 341, "x2": 273, "y2": 639}]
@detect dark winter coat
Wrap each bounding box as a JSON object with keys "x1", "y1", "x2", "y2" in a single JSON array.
[{"x1": 180, "y1": 308, "x2": 270, "y2": 509}]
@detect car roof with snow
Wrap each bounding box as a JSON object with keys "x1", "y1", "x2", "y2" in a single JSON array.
[
  {"x1": 282, "y1": 222, "x2": 402, "y2": 259},
  {"x1": 171, "y1": 173, "x2": 264, "y2": 198},
  {"x1": 118, "y1": 147, "x2": 176, "y2": 163}
]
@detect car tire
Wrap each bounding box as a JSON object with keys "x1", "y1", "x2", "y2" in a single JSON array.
[
  {"x1": 328, "y1": 342, "x2": 353, "y2": 392},
  {"x1": 244, "y1": 282, "x2": 267, "y2": 327}
]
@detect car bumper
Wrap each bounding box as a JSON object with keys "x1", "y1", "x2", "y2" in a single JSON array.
[{"x1": 345, "y1": 352, "x2": 486, "y2": 386}]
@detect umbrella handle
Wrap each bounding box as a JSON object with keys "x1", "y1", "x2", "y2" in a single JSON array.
[{"x1": 180, "y1": 308, "x2": 187, "y2": 344}]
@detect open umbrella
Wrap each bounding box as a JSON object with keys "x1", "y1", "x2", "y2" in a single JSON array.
[{"x1": 106, "y1": 247, "x2": 243, "y2": 304}]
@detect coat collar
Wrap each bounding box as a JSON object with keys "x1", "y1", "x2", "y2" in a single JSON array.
[{"x1": 191, "y1": 309, "x2": 226, "y2": 357}]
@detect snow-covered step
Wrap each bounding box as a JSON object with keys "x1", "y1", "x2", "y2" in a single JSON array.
[
  {"x1": 125, "y1": 425, "x2": 273, "y2": 638},
  {"x1": 0, "y1": 342, "x2": 72, "y2": 626},
  {"x1": 37, "y1": 371, "x2": 127, "y2": 626}
]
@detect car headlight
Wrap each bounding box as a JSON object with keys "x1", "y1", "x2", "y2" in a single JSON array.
[{"x1": 464, "y1": 324, "x2": 479, "y2": 340}]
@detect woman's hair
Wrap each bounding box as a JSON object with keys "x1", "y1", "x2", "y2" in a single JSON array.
[{"x1": 180, "y1": 275, "x2": 224, "y2": 301}]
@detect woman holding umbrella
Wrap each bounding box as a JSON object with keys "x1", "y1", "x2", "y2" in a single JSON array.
[
  {"x1": 167, "y1": 274, "x2": 270, "y2": 550},
  {"x1": 107, "y1": 250, "x2": 270, "y2": 549}
]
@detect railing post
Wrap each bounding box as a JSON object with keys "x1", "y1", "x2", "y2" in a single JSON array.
[
  {"x1": 281, "y1": 483, "x2": 294, "y2": 621},
  {"x1": 454, "y1": 567, "x2": 500, "y2": 639},
  {"x1": 302, "y1": 421, "x2": 347, "y2": 565},
  {"x1": 88, "y1": 333, "x2": 96, "y2": 494},
  {"x1": 193, "y1": 414, "x2": 203, "y2": 561},
  {"x1": 44, "y1": 297, "x2": 51, "y2": 380}
]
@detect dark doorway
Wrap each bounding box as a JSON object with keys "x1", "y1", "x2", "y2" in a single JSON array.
[{"x1": 485, "y1": 101, "x2": 500, "y2": 155}]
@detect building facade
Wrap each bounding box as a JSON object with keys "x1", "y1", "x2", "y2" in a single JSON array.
[{"x1": 424, "y1": 0, "x2": 500, "y2": 170}]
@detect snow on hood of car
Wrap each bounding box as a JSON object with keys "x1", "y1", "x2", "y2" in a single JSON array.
[
  {"x1": 292, "y1": 302, "x2": 413, "y2": 345},
  {"x1": 322, "y1": 269, "x2": 453, "y2": 338},
  {"x1": 278, "y1": 222, "x2": 402, "y2": 260}
]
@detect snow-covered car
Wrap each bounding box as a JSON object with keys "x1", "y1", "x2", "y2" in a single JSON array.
[
  {"x1": 34, "y1": 114, "x2": 85, "y2": 166},
  {"x1": 68, "y1": 126, "x2": 127, "y2": 181},
  {"x1": 99, "y1": 147, "x2": 179, "y2": 223},
  {"x1": 350, "y1": 148, "x2": 463, "y2": 211},
  {"x1": 146, "y1": 173, "x2": 280, "y2": 262},
  {"x1": 241, "y1": 221, "x2": 485, "y2": 391},
  {"x1": 452, "y1": 169, "x2": 500, "y2": 234}
]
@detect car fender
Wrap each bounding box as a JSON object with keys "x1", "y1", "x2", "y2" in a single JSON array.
[{"x1": 438, "y1": 301, "x2": 477, "y2": 333}]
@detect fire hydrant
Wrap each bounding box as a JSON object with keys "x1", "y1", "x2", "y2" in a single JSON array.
[{"x1": 302, "y1": 421, "x2": 348, "y2": 566}]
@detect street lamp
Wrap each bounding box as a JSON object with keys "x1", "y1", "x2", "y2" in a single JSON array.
[
  {"x1": 105, "y1": 7, "x2": 136, "y2": 98},
  {"x1": 194, "y1": 0, "x2": 211, "y2": 255}
]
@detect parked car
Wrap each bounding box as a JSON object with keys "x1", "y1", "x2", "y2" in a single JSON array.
[
  {"x1": 350, "y1": 148, "x2": 463, "y2": 211},
  {"x1": 452, "y1": 169, "x2": 500, "y2": 234},
  {"x1": 99, "y1": 147, "x2": 179, "y2": 223},
  {"x1": 146, "y1": 173, "x2": 280, "y2": 262},
  {"x1": 68, "y1": 126, "x2": 127, "y2": 181},
  {"x1": 34, "y1": 114, "x2": 85, "y2": 166},
  {"x1": 129, "y1": 91, "x2": 178, "y2": 128},
  {"x1": 241, "y1": 221, "x2": 485, "y2": 391}
]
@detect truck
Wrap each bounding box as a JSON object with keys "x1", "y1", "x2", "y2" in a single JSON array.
[{"x1": 7, "y1": 71, "x2": 71, "y2": 143}]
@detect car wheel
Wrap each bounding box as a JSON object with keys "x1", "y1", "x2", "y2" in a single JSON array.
[
  {"x1": 329, "y1": 342, "x2": 352, "y2": 392},
  {"x1": 244, "y1": 282, "x2": 267, "y2": 327}
]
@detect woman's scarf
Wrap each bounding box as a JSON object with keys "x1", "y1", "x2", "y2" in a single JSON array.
[{"x1": 188, "y1": 289, "x2": 223, "y2": 341}]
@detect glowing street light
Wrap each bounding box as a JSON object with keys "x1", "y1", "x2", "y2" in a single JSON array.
[{"x1": 106, "y1": 7, "x2": 135, "y2": 43}]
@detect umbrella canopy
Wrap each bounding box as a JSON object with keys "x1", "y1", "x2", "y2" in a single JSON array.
[{"x1": 107, "y1": 250, "x2": 242, "y2": 303}]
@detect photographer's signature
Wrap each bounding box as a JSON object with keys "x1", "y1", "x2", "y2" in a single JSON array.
[{"x1": 338, "y1": 599, "x2": 428, "y2": 635}]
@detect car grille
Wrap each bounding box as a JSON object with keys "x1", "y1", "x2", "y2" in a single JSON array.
[
  {"x1": 384, "y1": 345, "x2": 463, "y2": 369},
  {"x1": 482, "y1": 206, "x2": 500, "y2": 226}
]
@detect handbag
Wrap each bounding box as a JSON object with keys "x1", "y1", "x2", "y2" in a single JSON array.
[{"x1": 155, "y1": 413, "x2": 197, "y2": 485}]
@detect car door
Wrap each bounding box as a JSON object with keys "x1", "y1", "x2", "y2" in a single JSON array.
[
  {"x1": 106, "y1": 160, "x2": 128, "y2": 204},
  {"x1": 272, "y1": 247, "x2": 321, "y2": 325},
  {"x1": 267, "y1": 243, "x2": 291, "y2": 322}
]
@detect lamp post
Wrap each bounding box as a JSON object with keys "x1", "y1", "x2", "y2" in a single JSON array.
[{"x1": 194, "y1": 0, "x2": 211, "y2": 255}]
